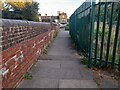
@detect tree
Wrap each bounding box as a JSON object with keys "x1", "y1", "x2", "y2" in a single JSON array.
[
  {"x1": 2, "y1": 0, "x2": 39, "y2": 21},
  {"x1": 21, "y1": 2, "x2": 39, "y2": 21},
  {"x1": 0, "y1": 0, "x2": 2, "y2": 10},
  {"x1": 5, "y1": 0, "x2": 32, "y2": 9}
]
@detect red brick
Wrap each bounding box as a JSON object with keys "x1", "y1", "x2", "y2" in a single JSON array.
[{"x1": 1, "y1": 21, "x2": 59, "y2": 89}]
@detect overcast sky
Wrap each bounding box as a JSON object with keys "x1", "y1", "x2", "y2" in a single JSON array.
[{"x1": 34, "y1": 0, "x2": 86, "y2": 17}]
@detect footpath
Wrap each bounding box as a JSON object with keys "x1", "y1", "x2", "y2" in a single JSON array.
[{"x1": 17, "y1": 29, "x2": 98, "y2": 88}]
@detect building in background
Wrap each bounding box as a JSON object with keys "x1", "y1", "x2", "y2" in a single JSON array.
[
  {"x1": 57, "y1": 11, "x2": 67, "y2": 24},
  {"x1": 39, "y1": 11, "x2": 68, "y2": 24},
  {"x1": 39, "y1": 14, "x2": 51, "y2": 22},
  {"x1": 39, "y1": 13, "x2": 58, "y2": 23}
]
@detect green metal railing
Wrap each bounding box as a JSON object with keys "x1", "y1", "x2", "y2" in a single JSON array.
[
  {"x1": 70, "y1": 1, "x2": 91, "y2": 54},
  {"x1": 69, "y1": 0, "x2": 120, "y2": 70}
]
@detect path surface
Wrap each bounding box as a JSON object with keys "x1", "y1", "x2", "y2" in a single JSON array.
[{"x1": 17, "y1": 29, "x2": 98, "y2": 88}]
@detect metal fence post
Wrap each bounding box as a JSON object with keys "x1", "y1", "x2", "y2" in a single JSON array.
[
  {"x1": 88, "y1": 0, "x2": 95, "y2": 68},
  {"x1": 99, "y1": 2, "x2": 108, "y2": 66},
  {"x1": 94, "y1": 2, "x2": 101, "y2": 64},
  {"x1": 112, "y1": 3, "x2": 120, "y2": 69},
  {"x1": 105, "y1": 2, "x2": 114, "y2": 66}
]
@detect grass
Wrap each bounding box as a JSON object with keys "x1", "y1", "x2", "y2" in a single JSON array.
[
  {"x1": 43, "y1": 44, "x2": 50, "y2": 54},
  {"x1": 80, "y1": 57, "x2": 88, "y2": 65},
  {"x1": 24, "y1": 72, "x2": 32, "y2": 80},
  {"x1": 65, "y1": 24, "x2": 69, "y2": 31},
  {"x1": 71, "y1": 43, "x2": 77, "y2": 49},
  {"x1": 53, "y1": 31, "x2": 58, "y2": 38}
]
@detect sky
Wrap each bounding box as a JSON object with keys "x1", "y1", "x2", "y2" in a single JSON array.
[
  {"x1": 34, "y1": 0, "x2": 86, "y2": 17},
  {"x1": 3, "y1": 0, "x2": 99, "y2": 17}
]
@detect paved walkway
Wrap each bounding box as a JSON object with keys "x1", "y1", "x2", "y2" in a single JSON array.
[{"x1": 17, "y1": 29, "x2": 98, "y2": 88}]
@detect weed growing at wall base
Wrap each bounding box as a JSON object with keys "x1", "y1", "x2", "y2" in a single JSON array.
[{"x1": 24, "y1": 72, "x2": 32, "y2": 80}]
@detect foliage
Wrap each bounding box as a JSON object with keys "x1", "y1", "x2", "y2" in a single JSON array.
[
  {"x1": 95, "y1": 2, "x2": 119, "y2": 22},
  {"x1": 65, "y1": 24, "x2": 69, "y2": 30},
  {"x1": 5, "y1": 0, "x2": 32, "y2": 9},
  {"x1": 24, "y1": 72, "x2": 32, "y2": 80},
  {"x1": 6, "y1": 1, "x2": 25, "y2": 9},
  {"x1": 0, "y1": 0, "x2": 2, "y2": 10},
  {"x1": 80, "y1": 57, "x2": 88, "y2": 65},
  {"x1": 53, "y1": 31, "x2": 58, "y2": 38},
  {"x1": 43, "y1": 44, "x2": 50, "y2": 54},
  {"x1": 2, "y1": 1, "x2": 39, "y2": 21}
]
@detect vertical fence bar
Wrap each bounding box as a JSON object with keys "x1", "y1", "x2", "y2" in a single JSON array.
[
  {"x1": 94, "y1": 2, "x2": 101, "y2": 64},
  {"x1": 105, "y1": 2, "x2": 114, "y2": 66},
  {"x1": 112, "y1": 5, "x2": 120, "y2": 69},
  {"x1": 75, "y1": 11, "x2": 77, "y2": 45},
  {"x1": 99, "y1": 2, "x2": 107, "y2": 66},
  {"x1": 118, "y1": 54, "x2": 120, "y2": 71},
  {"x1": 76, "y1": 12, "x2": 78, "y2": 46},
  {"x1": 118, "y1": 34, "x2": 120, "y2": 72},
  {"x1": 88, "y1": 1, "x2": 95, "y2": 68}
]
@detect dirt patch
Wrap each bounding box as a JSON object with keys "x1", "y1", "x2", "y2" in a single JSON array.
[{"x1": 93, "y1": 68, "x2": 119, "y2": 89}]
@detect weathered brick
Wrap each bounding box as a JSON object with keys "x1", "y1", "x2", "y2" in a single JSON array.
[{"x1": 1, "y1": 19, "x2": 59, "y2": 88}]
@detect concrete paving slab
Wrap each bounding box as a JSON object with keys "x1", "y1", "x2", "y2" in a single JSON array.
[
  {"x1": 59, "y1": 80, "x2": 98, "y2": 88},
  {"x1": 80, "y1": 68, "x2": 94, "y2": 80},
  {"x1": 33, "y1": 60, "x2": 61, "y2": 68},
  {"x1": 60, "y1": 68, "x2": 82, "y2": 79},
  {"x1": 47, "y1": 31, "x2": 76, "y2": 57},
  {"x1": 38, "y1": 55, "x2": 80, "y2": 61},
  {"x1": 31, "y1": 68, "x2": 63, "y2": 79},
  {"x1": 31, "y1": 68, "x2": 82, "y2": 80},
  {"x1": 100, "y1": 78, "x2": 119, "y2": 88},
  {"x1": 18, "y1": 78, "x2": 59, "y2": 88},
  {"x1": 60, "y1": 60, "x2": 86, "y2": 69}
]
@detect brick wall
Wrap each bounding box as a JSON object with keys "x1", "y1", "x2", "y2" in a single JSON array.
[{"x1": 0, "y1": 19, "x2": 59, "y2": 89}]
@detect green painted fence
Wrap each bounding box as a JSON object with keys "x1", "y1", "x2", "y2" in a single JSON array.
[{"x1": 69, "y1": 0, "x2": 120, "y2": 70}]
